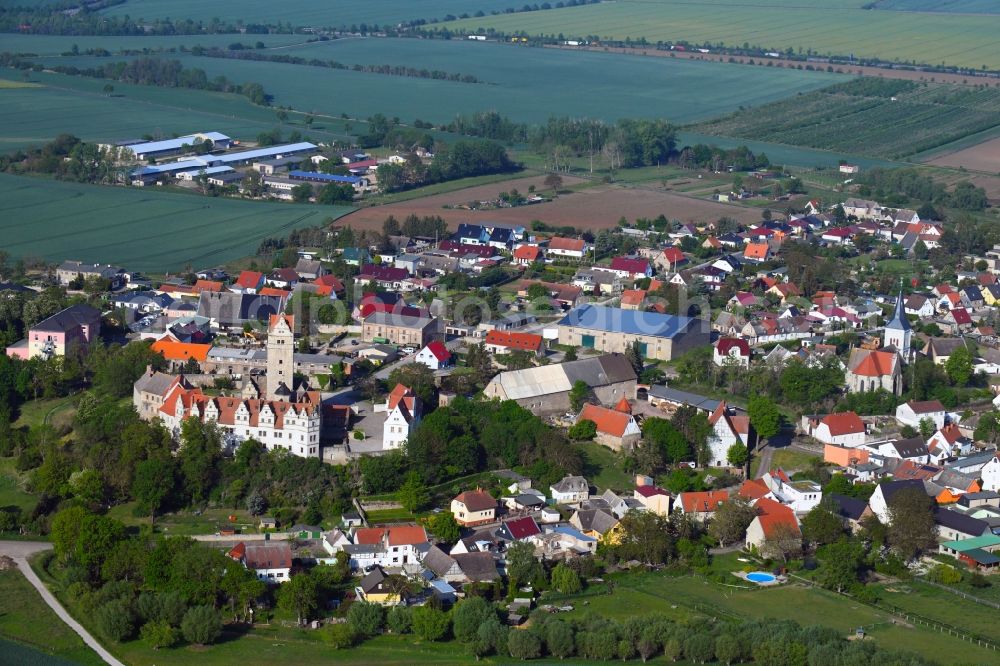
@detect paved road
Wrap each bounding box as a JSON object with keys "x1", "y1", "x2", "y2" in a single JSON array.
[{"x1": 0, "y1": 541, "x2": 125, "y2": 666}]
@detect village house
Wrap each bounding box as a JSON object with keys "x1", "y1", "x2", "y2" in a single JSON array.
[
  {"x1": 707, "y1": 401, "x2": 752, "y2": 468},
  {"x1": 677, "y1": 490, "x2": 728, "y2": 521},
  {"x1": 550, "y1": 476, "x2": 590, "y2": 504},
  {"x1": 484, "y1": 330, "x2": 545, "y2": 356},
  {"x1": 450, "y1": 489, "x2": 497, "y2": 527},
  {"x1": 5, "y1": 303, "x2": 101, "y2": 360},
  {"x1": 869, "y1": 479, "x2": 926, "y2": 524},
  {"x1": 56, "y1": 260, "x2": 126, "y2": 290},
  {"x1": 895, "y1": 399, "x2": 947, "y2": 430},
  {"x1": 413, "y1": 340, "x2": 451, "y2": 370},
  {"x1": 497, "y1": 516, "x2": 543, "y2": 543},
  {"x1": 745, "y1": 498, "x2": 800, "y2": 553},
  {"x1": 869, "y1": 436, "x2": 930, "y2": 464},
  {"x1": 546, "y1": 236, "x2": 589, "y2": 259},
  {"x1": 802, "y1": 412, "x2": 866, "y2": 447},
  {"x1": 569, "y1": 508, "x2": 622, "y2": 544},
  {"x1": 355, "y1": 566, "x2": 405, "y2": 606},
  {"x1": 383, "y1": 383, "x2": 422, "y2": 450},
  {"x1": 762, "y1": 468, "x2": 822, "y2": 513},
  {"x1": 228, "y1": 542, "x2": 293, "y2": 583},
  {"x1": 595, "y1": 257, "x2": 652, "y2": 280},
  {"x1": 576, "y1": 400, "x2": 642, "y2": 451},
  {"x1": 351, "y1": 525, "x2": 429, "y2": 569},
  {"x1": 362, "y1": 311, "x2": 436, "y2": 346},
  {"x1": 713, "y1": 337, "x2": 750, "y2": 368},
  {"x1": 634, "y1": 483, "x2": 672, "y2": 516}
]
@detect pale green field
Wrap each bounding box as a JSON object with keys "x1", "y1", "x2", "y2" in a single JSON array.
[
  {"x1": 442, "y1": 0, "x2": 1000, "y2": 70},
  {"x1": 0, "y1": 32, "x2": 309, "y2": 56}
]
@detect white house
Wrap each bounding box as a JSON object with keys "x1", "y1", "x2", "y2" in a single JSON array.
[
  {"x1": 228, "y1": 542, "x2": 293, "y2": 583},
  {"x1": 322, "y1": 529, "x2": 351, "y2": 556},
  {"x1": 926, "y1": 424, "x2": 972, "y2": 464},
  {"x1": 868, "y1": 479, "x2": 926, "y2": 524},
  {"x1": 707, "y1": 401, "x2": 752, "y2": 468},
  {"x1": 413, "y1": 340, "x2": 452, "y2": 370},
  {"x1": 550, "y1": 475, "x2": 590, "y2": 504},
  {"x1": 382, "y1": 383, "x2": 422, "y2": 450},
  {"x1": 868, "y1": 436, "x2": 930, "y2": 463},
  {"x1": 803, "y1": 412, "x2": 866, "y2": 447},
  {"x1": 744, "y1": 498, "x2": 800, "y2": 552},
  {"x1": 713, "y1": 337, "x2": 751, "y2": 369},
  {"x1": 762, "y1": 468, "x2": 822, "y2": 513},
  {"x1": 895, "y1": 399, "x2": 947, "y2": 430},
  {"x1": 981, "y1": 455, "x2": 1000, "y2": 492}
]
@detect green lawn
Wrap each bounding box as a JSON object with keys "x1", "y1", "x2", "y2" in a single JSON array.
[
  {"x1": 13, "y1": 395, "x2": 76, "y2": 431},
  {"x1": 107, "y1": 503, "x2": 259, "y2": 536},
  {"x1": 768, "y1": 448, "x2": 821, "y2": 474},
  {"x1": 0, "y1": 458, "x2": 36, "y2": 513},
  {"x1": 575, "y1": 441, "x2": 633, "y2": 492},
  {"x1": 875, "y1": 579, "x2": 1000, "y2": 638},
  {"x1": 0, "y1": 569, "x2": 104, "y2": 666}
]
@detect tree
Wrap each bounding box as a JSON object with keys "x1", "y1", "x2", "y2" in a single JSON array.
[
  {"x1": 428, "y1": 511, "x2": 461, "y2": 544},
  {"x1": 945, "y1": 345, "x2": 973, "y2": 386},
  {"x1": 816, "y1": 539, "x2": 864, "y2": 593},
  {"x1": 387, "y1": 606, "x2": 413, "y2": 634},
  {"x1": 181, "y1": 605, "x2": 222, "y2": 645},
  {"x1": 715, "y1": 633, "x2": 742, "y2": 665},
  {"x1": 452, "y1": 596, "x2": 495, "y2": 643},
  {"x1": 280, "y1": 572, "x2": 320, "y2": 625},
  {"x1": 507, "y1": 629, "x2": 542, "y2": 660},
  {"x1": 568, "y1": 419, "x2": 597, "y2": 441},
  {"x1": 397, "y1": 472, "x2": 430, "y2": 512},
  {"x1": 347, "y1": 601, "x2": 385, "y2": 638},
  {"x1": 800, "y1": 506, "x2": 844, "y2": 546},
  {"x1": 887, "y1": 487, "x2": 936, "y2": 559},
  {"x1": 133, "y1": 457, "x2": 174, "y2": 526},
  {"x1": 322, "y1": 623, "x2": 357, "y2": 649},
  {"x1": 96, "y1": 600, "x2": 137, "y2": 642},
  {"x1": 546, "y1": 620, "x2": 575, "y2": 659},
  {"x1": 642, "y1": 417, "x2": 690, "y2": 463},
  {"x1": 411, "y1": 606, "x2": 449, "y2": 641},
  {"x1": 709, "y1": 497, "x2": 756, "y2": 547},
  {"x1": 544, "y1": 173, "x2": 563, "y2": 192},
  {"x1": 685, "y1": 633, "x2": 715, "y2": 664},
  {"x1": 102, "y1": 83, "x2": 114, "y2": 96},
  {"x1": 563, "y1": 346, "x2": 577, "y2": 362},
  {"x1": 141, "y1": 620, "x2": 179, "y2": 649},
  {"x1": 613, "y1": 511, "x2": 675, "y2": 565},
  {"x1": 505, "y1": 541, "x2": 543, "y2": 588},
  {"x1": 726, "y1": 442, "x2": 748, "y2": 468},
  {"x1": 246, "y1": 491, "x2": 267, "y2": 516},
  {"x1": 550, "y1": 563, "x2": 582, "y2": 593},
  {"x1": 568, "y1": 380, "x2": 589, "y2": 412},
  {"x1": 291, "y1": 183, "x2": 313, "y2": 202},
  {"x1": 625, "y1": 340, "x2": 644, "y2": 375},
  {"x1": 748, "y1": 395, "x2": 780, "y2": 445},
  {"x1": 761, "y1": 522, "x2": 802, "y2": 562}
]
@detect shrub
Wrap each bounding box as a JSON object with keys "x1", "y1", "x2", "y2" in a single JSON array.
[
  {"x1": 181, "y1": 605, "x2": 223, "y2": 645},
  {"x1": 347, "y1": 601, "x2": 385, "y2": 639},
  {"x1": 321, "y1": 623, "x2": 357, "y2": 649},
  {"x1": 412, "y1": 606, "x2": 450, "y2": 641},
  {"x1": 141, "y1": 620, "x2": 179, "y2": 649},
  {"x1": 507, "y1": 629, "x2": 542, "y2": 659},
  {"x1": 387, "y1": 606, "x2": 413, "y2": 634},
  {"x1": 96, "y1": 600, "x2": 137, "y2": 642}
]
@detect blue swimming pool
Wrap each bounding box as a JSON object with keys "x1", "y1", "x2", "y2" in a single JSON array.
[{"x1": 746, "y1": 572, "x2": 777, "y2": 584}]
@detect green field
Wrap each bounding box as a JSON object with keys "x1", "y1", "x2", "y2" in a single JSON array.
[
  {"x1": 0, "y1": 32, "x2": 310, "y2": 56},
  {"x1": 694, "y1": 79, "x2": 1000, "y2": 160},
  {"x1": 33, "y1": 38, "x2": 845, "y2": 126},
  {"x1": 0, "y1": 173, "x2": 352, "y2": 272},
  {"x1": 442, "y1": 0, "x2": 1000, "y2": 71},
  {"x1": 873, "y1": 0, "x2": 1000, "y2": 13},
  {"x1": 0, "y1": 68, "x2": 362, "y2": 153},
  {"x1": 101, "y1": 0, "x2": 524, "y2": 28},
  {"x1": 0, "y1": 569, "x2": 104, "y2": 666},
  {"x1": 0, "y1": 458, "x2": 36, "y2": 514}
]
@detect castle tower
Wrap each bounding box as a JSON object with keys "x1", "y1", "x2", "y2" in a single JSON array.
[
  {"x1": 266, "y1": 314, "x2": 295, "y2": 400},
  {"x1": 883, "y1": 287, "x2": 912, "y2": 363}
]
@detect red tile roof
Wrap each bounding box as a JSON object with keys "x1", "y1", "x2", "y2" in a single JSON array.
[
  {"x1": 484, "y1": 330, "x2": 543, "y2": 352},
  {"x1": 548, "y1": 237, "x2": 585, "y2": 252},
  {"x1": 950, "y1": 307, "x2": 972, "y2": 325},
  {"x1": 453, "y1": 489, "x2": 497, "y2": 512},
  {"x1": 744, "y1": 242, "x2": 769, "y2": 260},
  {"x1": 609, "y1": 257, "x2": 650, "y2": 275},
  {"x1": 754, "y1": 498, "x2": 800, "y2": 538},
  {"x1": 620, "y1": 289, "x2": 646, "y2": 306},
  {"x1": 193, "y1": 279, "x2": 223, "y2": 293},
  {"x1": 235, "y1": 270, "x2": 264, "y2": 290},
  {"x1": 716, "y1": 337, "x2": 750, "y2": 357},
  {"x1": 578, "y1": 403, "x2": 635, "y2": 438},
  {"x1": 680, "y1": 490, "x2": 728, "y2": 514},
  {"x1": 635, "y1": 484, "x2": 669, "y2": 498},
  {"x1": 738, "y1": 479, "x2": 770, "y2": 500},
  {"x1": 423, "y1": 340, "x2": 451, "y2": 362},
  {"x1": 504, "y1": 516, "x2": 541, "y2": 540},
  {"x1": 513, "y1": 245, "x2": 542, "y2": 262},
  {"x1": 851, "y1": 350, "x2": 897, "y2": 377},
  {"x1": 820, "y1": 411, "x2": 864, "y2": 437},
  {"x1": 151, "y1": 337, "x2": 210, "y2": 362},
  {"x1": 661, "y1": 247, "x2": 686, "y2": 265}
]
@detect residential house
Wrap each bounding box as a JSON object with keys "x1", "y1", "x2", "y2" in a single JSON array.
[
  {"x1": 904, "y1": 294, "x2": 935, "y2": 318},
  {"x1": 895, "y1": 399, "x2": 947, "y2": 430},
  {"x1": 550, "y1": 476, "x2": 590, "y2": 504},
  {"x1": 678, "y1": 490, "x2": 728, "y2": 521},
  {"x1": 355, "y1": 566, "x2": 405, "y2": 605},
  {"x1": 713, "y1": 337, "x2": 750, "y2": 368},
  {"x1": 576, "y1": 402, "x2": 641, "y2": 451},
  {"x1": 927, "y1": 424, "x2": 973, "y2": 464},
  {"x1": 871, "y1": 436, "x2": 930, "y2": 464},
  {"x1": 654, "y1": 247, "x2": 688, "y2": 273},
  {"x1": 232, "y1": 270, "x2": 265, "y2": 294},
  {"x1": 980, "y1": 455, "x2": 1000, "y2": 492},
  {"x1": 597, "y1": 257, "x2": 652, "y2": 280},
  {"x1": 5, "y1": 304, "x2": 101, "y2": 360},
  {"x1": 228, "y1": 542, "x2": 293, "y2": 583},
  {"x1": 413, "y1": 340, "x2": 452, "y2": 370},
  {"x1": 512, "y1": 244, "x2": 543, "y2": 266},
  {"x1": 743, "y1": 242, "x2": 770, "y2": 263},
  {"x1": 383, "y1": 383, "x2": 422, "y2": 450},
  {"x1": 762, "y1": 468, "x2": 822, "y2": 513},
  {"x1": 619, "y1": 289, "x2": 646, "y2": 311},
  {"x1": 56, "y1": 260, "x2": 126, "y2": 290},
  {"x1": 869, "y1": 479, "x2": 927, "y2": 524},
  {"x1": 497, "y1": 516, "x2": 542, "y2": 542},
  {"x1": 573, "y1": 268, "x2": 623, "y2": 295},
  {"x1": 707, "y1": 401, "x2": 753, "y2": 468},
  {"x1": 351, "y1": 525, "x2": 429, "y2": 569},
  {"x1": 362, "y1": 311, "x2": 436, "y2": 346},
  {"x1": 934, "y1": 507, "x2": 991, "y2": 542},
  {"x1": 547, "y1": 237, "x2": 589, "y2": 259},
  {"x1": 321, "y1": 529, "x2": 351, "y2": 556},
  {"x1": 803, "y1": 412, "x2": 866, "y2": 447},
  {"x1": 745, "y1": 498, "x2": 801, "y2": 552},
  {"x1": 451, "y1": 489, "x2": 497, "y2": 527},
  {"x1": 569, "y1": 509, "x2": 622, "y2": 544},
  {"x1": 828, "y1": 494, "x2": 873, "y2": 532},
  {"x1": 923, "y1": 338, "x2": 967, "y2": 365},
  {"x1": 634, "y1": 484, "x2": 671, "y2": 516}
]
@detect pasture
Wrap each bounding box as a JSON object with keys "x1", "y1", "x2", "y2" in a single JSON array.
[
  {"x1": 442, "y1": 0, "x2": 1000, "y2": 70},
  {"x1": 100, "y1": 0, "x2": 521, "y2": 28},
  {"x1": 0, "y1": 173, "x2": 352, "y2": 272},
  {"x1": 692, "y1": 79, "x2": 1000, "y2": 160},
  {"x1": 159, "y1": 39, "x2": 845, "y2": 125}
]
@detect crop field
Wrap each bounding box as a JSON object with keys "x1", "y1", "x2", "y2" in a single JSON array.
[
  {"x1": 136, "y1": 39, "x2": 844, "y2": 126},
  {"x1": 692, "y1": 79, "x2": 1000, "y2": 160},
  {"x1": 872, "y1": 0, "x2": 1000, "y2": 13},
  {"x1": 442, "y1": 0, "x2": 1000, "y2": 71},
  {"x1": 0, "y1": 173, "x2": 352, "y2": 272},
  {"x1": 100, "y1": 0, "x2": 521, "y2": 28},
  {"x1": 0, "y1": 33, "x2": 309, "y2": 56},
  {"x1": 0, "y1": 69, "x2": 361, "y2": 153},
  {"x1": 340, "y1": 173, "x2": 765, "y2": 232},
  {"x1": 928, "y1": 137, "x2": 1000, "y2": 173}
]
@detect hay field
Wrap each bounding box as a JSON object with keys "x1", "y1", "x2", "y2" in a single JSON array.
[
  {"x1": 0, "y1": 173, "x2": 352, "y2": 272},
  {"x1": 442, "y1": 0, "x2": 1000, "y2": 70}
]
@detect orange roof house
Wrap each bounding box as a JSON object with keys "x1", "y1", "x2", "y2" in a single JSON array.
[
  {"x1": 620, "y1": 289, "x2": 646, "y2": 310},
  {"x1": 744, "y1": 242, "x2": 770, "y2": 262},
  {"x1": 577, "y1": 402, "x2": 641, "y2": 451},
  {"x1": 823, "y1": 444, "x2": 869, "y2": 467},
  {"x1": 746, "y1": 497, "x2": 800, "y2": 551},
  {"x1": 151, "y1": 336, "x2": 210, "y2": 365},
  {"x1": 678, "y1": 490, "x2": 728, "y2": 517},
  {"x1": 512, "y1": 244, "x2": 543, "y2": 265},
  {"x1": 738, "y1": 478, "x2": 771, "y2": 500},
  {"x1": 193, "y1": 279, "x2": 223, "y2": 293}
]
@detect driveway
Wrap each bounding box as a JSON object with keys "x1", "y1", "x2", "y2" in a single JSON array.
[{"x1": 0, "y1": 540, "x2": 125, "y2": 666}]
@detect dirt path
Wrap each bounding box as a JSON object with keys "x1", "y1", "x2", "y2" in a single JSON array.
[{"x1": 0, "y1": 540, "x2": 125, "y2": 666}]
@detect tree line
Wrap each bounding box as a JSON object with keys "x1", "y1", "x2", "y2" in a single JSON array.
[
  {"x1": 857, "y1": 167, "x2": 989, "y2": 212},
  {"x1": 376, "y1": 138, "x2": 519, "y2": 192}
]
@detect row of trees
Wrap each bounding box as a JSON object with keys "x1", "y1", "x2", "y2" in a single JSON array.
[
  {"x1": 858, "y1": 167, "x2": 989, "y2": 211},
  {"x1": 376, "y1": 138, "x2": 519, "y2": 192}
]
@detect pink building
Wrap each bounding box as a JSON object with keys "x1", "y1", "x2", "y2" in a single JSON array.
[{"x1": 6, "y1": 304, "x2": 101, "y2": 360}]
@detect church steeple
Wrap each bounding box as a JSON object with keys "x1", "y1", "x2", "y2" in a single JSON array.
[{"x1": 883, "y1": 283, "x2": 912, "y2": 362}]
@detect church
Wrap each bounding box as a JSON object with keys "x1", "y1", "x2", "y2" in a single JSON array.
[
  {"x1": 844, "y1": 288, "x2": 911, "y2": 396},
  {"x1": 133, "y1": 315, "x2": 324, "y2": 458}
]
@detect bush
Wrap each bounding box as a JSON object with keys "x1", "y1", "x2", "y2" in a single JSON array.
[
  {"x1": 507, "y1": 629, "x2": 542, "y2": 659},
  {"x1": 141, "y1": 620, "x2": 179, "y2": 649},
  {"x1": 96, "y1": 599, "x2": 137, "y2": 642},
  {"x1": 181, "y1": 605, "x2": 223, "y2": 645},
  {"x1": 412, "y1": 606, "x2": 450, "y2": 641},
  {"x1": 568, "y1": 419, "x2": 597, "y2": 441},
  {"x1": 927, "y1": 563, "x2": 963, "y2": 585},
  {"x1": 347, "y1": 601, "x2": 385, "y2": 639},
  {"x1": 321, "y1": 623, "x2": 357, "y2": 649},
  {"x1": 387, "y1": 606, "x2": 413, "y2": 634}
]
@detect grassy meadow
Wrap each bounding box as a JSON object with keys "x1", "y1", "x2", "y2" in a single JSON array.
[
  {"x1": 0, "y1": 173, "x2": 352, "y2": 272},
  {"x1": 442, "y1": 0, "x2": 1000, "y2": 70}
]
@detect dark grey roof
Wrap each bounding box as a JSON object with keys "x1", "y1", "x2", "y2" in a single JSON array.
[
  {"x1": 572, "y1": 508, "x2": 618, "y2": 534},
  {"x1": 562, "y1": 354, "x2": 637, "y2": 387},
  {"x1": 886, "y1": 288, "x2": 910, "y2": 333},
  {"x1": 829, "y1": 494, "x2": 868, "y2": 521},
  {"x1": 890, "y1": 437, "x2": 928, "y2": 459},
  {"x1": 358, "y1": 566, "x2": 389, "y2": 594},
  {"x1": 452, "y1": 552, "x2": 499, "y2": 582},
  {"x1": 197, "y1": 292, "x2": 282, "y2": 326},
  {"x1": 422, "y1": 545, "x2": 457, "y2": 577},
  {"x1": 933, "y1": 507, "x2": 989, "y2": 537},
  {"x1": 515, "y1": 493, "x2": 545, "y2": 507},
  {"x1": 878, "y1": 479, "x2": 927, "y2": 503},
  {"x1": 33, "y1": 304, "x2": 100, "y2": 333},
  {"x1": 647, "y1": 385, "x2": 721, "y2": 412}
]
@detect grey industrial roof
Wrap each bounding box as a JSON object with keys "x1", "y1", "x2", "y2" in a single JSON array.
[
  {"x1": 647, "y1": 385, "x2": 721, "y2": 412},
  {"x1": 488, "y1": 354, "x2": 636, "y2": 401},
  {"x1": 559, "y1": 304, "x2": 696, "y2": 338}
]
